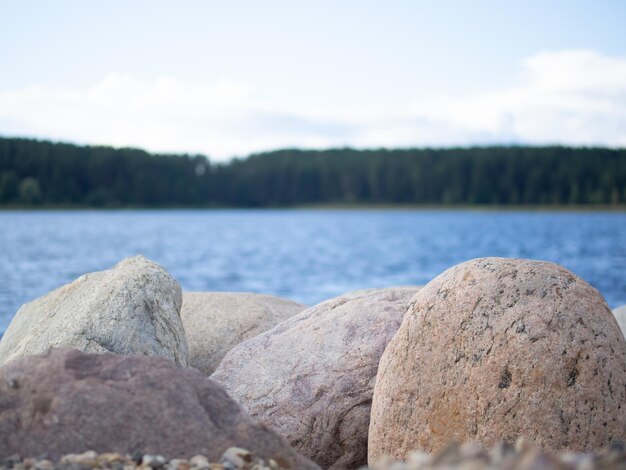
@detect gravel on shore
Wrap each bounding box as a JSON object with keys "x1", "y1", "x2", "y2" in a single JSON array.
[
  {"x1": 4, "y1": 440, "x2": 626, "y2": 470},
  {"x1": 0, "y1": 447, "x2": 285, "y2": 470},
  {"x1": 366, "y1": 439, "x2": 626, "y2": 470}
]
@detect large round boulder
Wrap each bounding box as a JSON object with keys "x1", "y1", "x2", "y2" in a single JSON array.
[
  {"x1": 0, "y1": 256, "x2": 188, "y2": 366},
  {"x1": 182, "y1": 292, "x2": 305, "y2": 375},
  {"x1": 0, "y1": 348, "x2": 319, "y2": 468},
  {"x1": 369, "y1": 258, "x2": 626, "y2": 463},
  {"x1": 211, "y1": 286, "x2": 421, "y2": 469}
]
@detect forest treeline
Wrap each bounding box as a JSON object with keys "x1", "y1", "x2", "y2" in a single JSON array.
[{"x1": 1, "y1": 136, "x2": 625, "y2": 207}]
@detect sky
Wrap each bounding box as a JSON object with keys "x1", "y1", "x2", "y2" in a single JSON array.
[{"x1": 1, "y1": 1, "x2": 625, "y2": 160}]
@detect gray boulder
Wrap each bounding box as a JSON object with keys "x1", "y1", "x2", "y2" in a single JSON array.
[
  {"x1": 0, "y1": 348, "x2": 319, "y2": 468},
  {"x1": 211, "y1": 286, "x2": 420, "y2": 470},
  {"x1": 0, "y1": 256, "x2": 188, "y2": 366},
  {"x1": 182, "y1": 292, "x2": 305, "y2": 374}
]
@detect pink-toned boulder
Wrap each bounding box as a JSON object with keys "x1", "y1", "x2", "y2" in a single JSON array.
[
  {"x1": 0, "y1": 348, "x2": 319, "y2": 468},
  {"x1": 369, "y1": 258, "x2": 626, "y2": 463},
  {"x1": 181, "y1": 292, "x2": 305, "y2": 375},
  {"x1": 212, "y1": 287, "x2": 420, "y2": 470}
]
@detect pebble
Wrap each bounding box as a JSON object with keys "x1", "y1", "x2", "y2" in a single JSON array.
[
  {"x1": 141, "y1": 455, "x2": 166, "y2": 469},
  {"x1": 188, "y1": 456, "x2": 210, "y2": 469},
  {"x1": 59, "y1": 451, "x2": 100, "y2": 468},
  {"x1": 165, "y1": 459, "x2": 190, "y2": 470},
  {"x1": 220, "y1": 448, "x2": 252, "y2": 469},
  {"x1": 33, "y1": 461, "x2": 54, "y2": 470}
]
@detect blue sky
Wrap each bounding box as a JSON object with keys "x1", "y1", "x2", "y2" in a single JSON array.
[{"x1": 1, "y1": 1, "x2": 625, "y2": 160}]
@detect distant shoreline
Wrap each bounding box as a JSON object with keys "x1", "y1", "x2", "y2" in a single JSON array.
[
  {"x1": 1, "y1": 204, "x2": 626, "y2": 212},
  {"x1": 2, "y1": 138, "x2": 626, "y2": 209}
]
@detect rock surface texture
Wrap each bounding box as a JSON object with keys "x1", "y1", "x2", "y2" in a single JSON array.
[
  {"x1": 612, "y1": 305, "x2": 626, "y2": 338},
  {"x1": 368, "y1": 258, "x2": 626, "y2": 463},
  {"x1": 181, "y1": 292, "x2": 305, "y2": 375},
  {"x1": 0, "y1": 256, "x2": 188, "y2": 367},
  {"x1": 0, "y1": 348, "x2": 319, "y2": 469},
  {"x1": 212, "y1": 286, "x2": 421, "y2": 470}
]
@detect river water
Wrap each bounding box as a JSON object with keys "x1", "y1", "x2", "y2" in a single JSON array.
[{"x1": 0, "y1": 209, "x2": 624, "y2": 332}]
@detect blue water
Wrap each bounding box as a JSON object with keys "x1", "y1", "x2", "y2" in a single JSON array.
[{"x1": 0, "y1": 210, "x2": 624, "y2": 332}]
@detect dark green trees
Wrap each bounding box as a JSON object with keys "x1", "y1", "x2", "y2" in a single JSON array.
[{"x1": 0, "y1": 136, "x2": 624, "y2": 207}]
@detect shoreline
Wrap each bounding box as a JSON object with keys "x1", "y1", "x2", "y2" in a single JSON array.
[{"x1": 1, "y1": 204, "x2": 626, "y2": 213}]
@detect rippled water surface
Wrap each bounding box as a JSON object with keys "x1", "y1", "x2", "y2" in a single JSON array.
[{"x1": 0, "y1": 209, "x2": 624, "y2": 332}]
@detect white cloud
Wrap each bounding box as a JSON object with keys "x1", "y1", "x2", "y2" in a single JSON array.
[
  {"x1": 0, "y1": 74, "x2": 264, "y2": 158},
  {"x1": 406, "y1": 50, "x2": 626, "y2": 147},
  {"x1": 0, "y1": 49, "x2": 625, "y2": 159}
]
